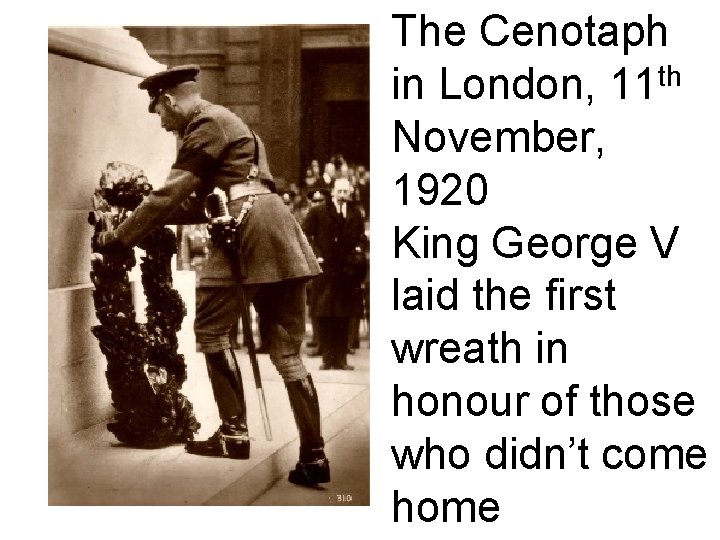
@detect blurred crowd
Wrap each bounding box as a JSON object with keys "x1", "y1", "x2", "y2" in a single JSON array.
[{"x1": 280, "y1": 155, "x2": 370, "y2": 224}]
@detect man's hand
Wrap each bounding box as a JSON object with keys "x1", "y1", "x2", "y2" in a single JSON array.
[{"x1": 93, "y1": 230, "x2": 126, "y2": 253}]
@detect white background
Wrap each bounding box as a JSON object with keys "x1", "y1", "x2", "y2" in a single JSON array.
[
  {"x1": 22, "y1": 0, "x2": 720, "y2": 537},
  {"x1": 371, "y1": 2, "x2": 719, "y2": 538}
]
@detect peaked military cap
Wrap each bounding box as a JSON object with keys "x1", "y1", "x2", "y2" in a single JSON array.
[
  {"x1": 139, "y1": 65, "x2": 200, "y2": 112},
  {"x1": 307, "y1": 188, "x2": 330, "y2": 202}
]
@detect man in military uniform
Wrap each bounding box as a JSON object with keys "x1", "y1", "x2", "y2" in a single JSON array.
[{"x1": 96, "y1": 65, "x2": 328, "y2": 485}]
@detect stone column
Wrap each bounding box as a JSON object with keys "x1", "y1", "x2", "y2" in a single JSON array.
[{"x1": 48, "y1": 27, "x2": 176, "y2": 440}]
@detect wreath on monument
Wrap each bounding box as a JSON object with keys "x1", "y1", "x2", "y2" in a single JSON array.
[{"x1": 88, "y1": 162, "x2": 200, "y2": 448}]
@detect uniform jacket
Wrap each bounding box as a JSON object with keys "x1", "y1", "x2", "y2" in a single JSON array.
[
  {"x1": 115, "y1": 101, "x2": 320, "y2": 286},
  {"x1": 302, "y1": 199, "x2": 366, "y2": 318}
]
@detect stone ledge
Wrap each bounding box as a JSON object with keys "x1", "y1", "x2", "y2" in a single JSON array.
[{"x1": 48, "y1": 27, "x2": 165, "y2": 77}]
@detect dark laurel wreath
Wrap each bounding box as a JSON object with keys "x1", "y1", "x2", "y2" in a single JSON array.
[{"x1": 89, "y1": 162, "x2": 200, "y2": 448}]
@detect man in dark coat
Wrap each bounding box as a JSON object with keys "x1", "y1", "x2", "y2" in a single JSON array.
[
  {"x1": 304, "y1": 189, "x2": 329, "y2": 354},
  {"x1": 302, "y1": 178, "x2": 367, "y2": 370},
  {"x1": 95, "y1": 65, "x2": 328, "y2": 485}
]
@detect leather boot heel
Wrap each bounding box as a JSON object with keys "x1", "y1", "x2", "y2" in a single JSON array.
[
  {"x1": 288, "y1": 457, "x2": 330, "y2": 485},
  {"x1": 222, "y1": 433, "x2": 250, "y2": 459},
  {"x1": 186, "y1": 420, "x2": 250, "y2": 459}
]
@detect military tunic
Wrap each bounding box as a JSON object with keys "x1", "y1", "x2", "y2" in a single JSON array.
[{"x1": 115, "y1": 101, "x2": 320, "y2": 365}]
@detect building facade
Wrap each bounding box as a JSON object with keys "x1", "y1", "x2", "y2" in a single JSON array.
[{"x1": 127, "y1": 25, "x2": 370, "y2": 189}]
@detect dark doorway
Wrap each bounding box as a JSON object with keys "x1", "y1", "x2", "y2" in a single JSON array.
[
  {"x1": 327, "y1": 101, "x2": 369, "y2": 167},
  {"x1": 300, "y1": 47, "x2": 370, "y2": 176}
]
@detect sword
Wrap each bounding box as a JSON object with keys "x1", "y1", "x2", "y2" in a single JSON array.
[
  {"x1": 235, "y1": 274, "x2": 272, "y2": 441},
  {"x1": 206, "y1": 192, "x2": 272, "y2": 441}
]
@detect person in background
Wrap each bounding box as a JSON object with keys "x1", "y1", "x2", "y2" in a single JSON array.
[
  {"x1": 304, "y1": 188, "x2": 329, "y2": 356},
  {"x1": 302, "y1": 178, "x2": 366, "y2": 370},
  {"x1": 302, "y1": 167, "x2": 317, "y2": 200},
  {"x1": 355, "y1": 165, "x2": 370, "y2": 219}
]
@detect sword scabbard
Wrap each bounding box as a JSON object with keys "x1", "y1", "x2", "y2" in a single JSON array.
[
  {"x1": 234, "y1": 260, "x2": 273, "y2": 442},
  {"x1": 206, "y1": 191, "x2": 271, "y2": 441}
]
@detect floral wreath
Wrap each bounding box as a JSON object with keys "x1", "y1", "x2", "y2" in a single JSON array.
[{"x1": 88, "y1": 162, "x2": 200, "y2": 447}]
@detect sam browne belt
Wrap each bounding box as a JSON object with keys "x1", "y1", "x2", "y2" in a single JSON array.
[{"x1": 228, "y1": 181, "x2": 271, "y2": 200}]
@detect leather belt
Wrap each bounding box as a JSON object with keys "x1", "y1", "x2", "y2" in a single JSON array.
[{"x1": 228, "y1": 181, "x2": 271, "y2": 201}]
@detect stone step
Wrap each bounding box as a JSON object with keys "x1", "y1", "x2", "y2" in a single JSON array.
[{"x1": 49, "y1": 350, "x2": 369, "y2": 505}]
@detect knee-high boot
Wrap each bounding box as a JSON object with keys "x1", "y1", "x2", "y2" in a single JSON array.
[
  {"x1": 186, "y1": 349, "x2": 250, "y2": 459},
  {"x1": 285, "y1": 374, "x2": 330, "y2": 484}
]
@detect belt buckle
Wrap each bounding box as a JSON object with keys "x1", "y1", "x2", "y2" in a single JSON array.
[
  {"x1": 229, "y1": 183, "x2": 251, "y2": 200},
  {"x1": 247, "y1": 164, "x2": 259, "y2": 180}
]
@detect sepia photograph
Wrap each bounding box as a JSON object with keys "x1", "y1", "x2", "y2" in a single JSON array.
[{"x1": 48, "y1": 24, "x2": 370, "y2": 506}]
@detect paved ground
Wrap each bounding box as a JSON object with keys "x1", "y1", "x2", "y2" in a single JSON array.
[
  {"x1": 49, "y1": 343, "x2": 369, "y2": 506},
  {"x1": 250, "y1": 411, "x2": 370, "y2": 506}
]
